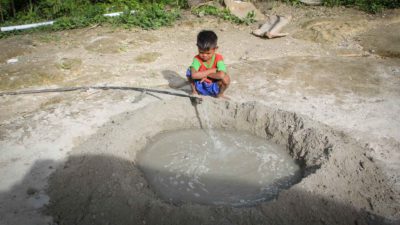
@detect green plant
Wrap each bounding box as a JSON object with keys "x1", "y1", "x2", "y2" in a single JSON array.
[
  {"x1": 323, "y1": 0, "x2": 400, "y2": 13},
  {"x1": 192, "y1": 5, "x2": 255, "y2": 25},
  {"x1": 114, "y1": 4, "x2": 180, "y2": 29},
  {"x1": 0, "y1": 0, "x2": 185, "y2": 37}
]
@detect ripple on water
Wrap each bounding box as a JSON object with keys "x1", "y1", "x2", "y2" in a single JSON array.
[{"x1": 137, "y1": 129, "x2": 302, "y2": 206}]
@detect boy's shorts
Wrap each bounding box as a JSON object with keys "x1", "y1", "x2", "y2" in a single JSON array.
[{"x1": 186, "y1": 68, "x2": 220, "y2": 96}]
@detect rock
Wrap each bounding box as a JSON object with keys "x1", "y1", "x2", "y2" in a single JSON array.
[
  {"x1": 7, "y1": 58, "x2": 18, "y2": 64},
  {"x1": 224, "y1": 0, "x2": 265, "y2": 21},
  {"x1": 27, "y1": 187, "x2": 38, "y2": 195},
  {"x1": 253, "y1": 15, "x2": 292, "y2": 39}
]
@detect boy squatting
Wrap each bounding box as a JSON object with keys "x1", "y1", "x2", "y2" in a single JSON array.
[{"x1": 186, "y1": 30, "x2": 231, "y2": 98}]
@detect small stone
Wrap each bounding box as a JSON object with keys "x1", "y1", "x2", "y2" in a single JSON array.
[
  {"x1": 27, "y1": 187, "x2": 38, "y2": 195},
  {"x1": 7, "y1": 58, "x2": 18, "y2": 64}
]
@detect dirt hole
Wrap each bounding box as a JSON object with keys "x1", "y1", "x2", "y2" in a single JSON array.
[
  {"x1": 46, "y1": 98, "x2": 397, "y2": 225},
  {"x1": 138, "y1": 129, "x2": 303, "y2": 206}
]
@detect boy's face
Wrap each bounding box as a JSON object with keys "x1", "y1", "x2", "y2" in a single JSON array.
[{"x1": 198, "y1": 48, "x2": 216, "y2": 62}]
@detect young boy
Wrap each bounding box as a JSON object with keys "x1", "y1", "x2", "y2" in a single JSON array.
[{"x1": 186, "y1": 30, "x2": 230, "y2": 98}]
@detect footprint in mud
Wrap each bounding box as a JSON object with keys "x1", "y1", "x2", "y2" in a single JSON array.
[
  {"x1": 135, "y1": 52, "x2": 162, "y2": 63},
  {"x1": 57, "y1": 58, "x2": 82, "y2": 71},
  {"x1": 84, "y1": 36, "x2": 124, "y2": 54}
]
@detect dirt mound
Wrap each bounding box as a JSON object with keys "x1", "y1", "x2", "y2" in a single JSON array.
[
  {"x1": 293, "y1": 17, "x2": 368, "y2": 44},
  {"x1": 359, "y1": 22, "x2": 400, "y2": 58},
  {"x1": 46, "y1": 98, "x2": 399, "y2": 225}
]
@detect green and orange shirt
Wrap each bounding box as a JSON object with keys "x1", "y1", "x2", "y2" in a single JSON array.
[{"x1": 190, "y1": 53, "x2": 227, "y2": 73}]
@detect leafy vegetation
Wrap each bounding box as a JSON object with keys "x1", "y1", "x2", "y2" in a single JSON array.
[
  {"x1": 0, "y1": 0, "x2": 183, "y2": 33},
  {"x1": 323, "y1": 0, "x2": 400, "y2": 13},
  {"x1": 0, "y1": 0, "x2": 257, "y2": 38},
  {"x1": 192, "y1": 5, "x2": 256, "y2": 25},
  {"x1": 2, "y1": 0, "x2": 397, "y2": 37},
  {"x1": 285, "y1": 0, "x2": 400, "y2": 13},
  {"x1": 113, "y1": 4, "x2": 180, "y2": 29}
]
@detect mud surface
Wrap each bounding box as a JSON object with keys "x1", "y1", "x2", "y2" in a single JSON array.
[
  {"x1": 46, "y1": 99, "x2": 398, "y2": 225},
  {"x1": 0, "y1": 3, "x2": 399, "y2": 225},
  {"x1": 359, "y1": 22, "x2": 400, "y2": 58},
  {"x1": 138, "y1": 129, "x2": 300, "y2": 206}
]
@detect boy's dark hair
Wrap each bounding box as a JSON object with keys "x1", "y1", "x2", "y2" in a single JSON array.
[{"x1": 197, "y1": 30, "x2": 218, "y2": 50}]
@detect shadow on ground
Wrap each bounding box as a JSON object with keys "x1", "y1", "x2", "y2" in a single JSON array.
[
  {"x1": 0, "y1": 154, "x2": 398, "y2": 225},
  {"x1": 162, "y1": 70, "x2": 188, "y2": 90}
]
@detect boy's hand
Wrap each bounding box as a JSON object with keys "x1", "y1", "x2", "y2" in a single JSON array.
[{"x1": 200, "y1": 77, "x2": 212, "y2": 84}]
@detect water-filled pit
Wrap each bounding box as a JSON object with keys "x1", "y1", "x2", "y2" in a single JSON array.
[
  {"x1": 138, "y1": 129, "x2": 301, "y2": 206},
  {"x1": 46, "y1": 98, "x2": 399, "y2": 225}
]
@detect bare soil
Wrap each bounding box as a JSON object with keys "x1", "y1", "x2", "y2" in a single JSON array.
[{"x1": 0, "y1": 3, "x2": 399, "y2": 225}]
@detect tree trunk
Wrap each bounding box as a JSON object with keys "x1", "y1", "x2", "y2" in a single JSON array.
[
  {"x1": 11, "y1": 0, "x2": 16, "y2": 18},
  {"x1": 0, "y1": 2, "x2": 4, "y2": 23}
]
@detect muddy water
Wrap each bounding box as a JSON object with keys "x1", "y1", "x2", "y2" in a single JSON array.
[{"x1": 137, "y1": 129, "x2": 301, "y2": 206}]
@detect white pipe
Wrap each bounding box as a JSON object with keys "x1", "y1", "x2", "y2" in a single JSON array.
[
  {"x1": 103, "y1": 10, "x2": 135, "y2": 17},
  {"x1": 0, "y1": 10, "x2": 136, "y2": 32},
  {"x1": 1, "y1": 21, "x2": 54, "y2": 32}
]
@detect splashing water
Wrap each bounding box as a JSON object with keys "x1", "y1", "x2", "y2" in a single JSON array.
[
  {"x1": 137, "y1": 127, "x2": 302, "y2": 206},
  {"x1": 196, "y1": 101, "x2": 225, "y2": 151}
]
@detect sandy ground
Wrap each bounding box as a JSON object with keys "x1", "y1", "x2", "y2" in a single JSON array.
[{"x1": 0, "y1": 3, "x2": 399, "y2": 225}]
